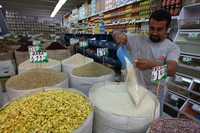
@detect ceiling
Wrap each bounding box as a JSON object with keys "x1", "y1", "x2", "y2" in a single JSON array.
[{"x1": 1, "y1": 0, "x2": 86, "y2": 17}]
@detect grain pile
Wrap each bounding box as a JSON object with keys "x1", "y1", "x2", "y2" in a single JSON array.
[
  {"x1": 72, "y1": 62, "x2": 114, "y2": 77},
  {"x1": 46, "y1": 42, "x2": 66, "y2": 50},
  {"x1": 18, "y1": 58, "x2": 61, "y2": 73},
  {"x1": 148, "y1": 118, "x2": 200, "y2": 133},
  {"x1": 0, "y1": 90, "x2": 93, "y2": 133},
  {"x1": 62, "y1": 54, "x2": 93, "y2": 66},
  {"x1": 6, "y1": 68, "x2": 65, "y2": 90}
]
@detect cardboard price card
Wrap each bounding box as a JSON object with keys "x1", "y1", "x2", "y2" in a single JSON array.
[
  {"x1": 151, "y1": 65, "x2": 167, "y2": 84},
  {"x1": 29, "y1": 46, "x2": 48, "y2": 63}
]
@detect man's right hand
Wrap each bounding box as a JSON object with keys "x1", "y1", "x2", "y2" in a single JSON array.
[{"x1": 112, "y1": 31, "x2": 128, "y2": 46}]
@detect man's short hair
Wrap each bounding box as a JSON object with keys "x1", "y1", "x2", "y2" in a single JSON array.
[{"x1": 149, "y1": 9, "x2": 171, "y2": 28}]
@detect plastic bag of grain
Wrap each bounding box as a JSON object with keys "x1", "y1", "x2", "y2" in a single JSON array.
[
  {"x1": 70, "y1": 62, "x2": 115, "y2": 95},
  {"x1": 89, "y1": 82, "x2": 160, "y2": 133},
  {"x1": 147, "y1": 118, "x2": 200, "y2": 133},
  {"x1": 18, "y1": 58, "x2": 61, "y2": 74},
  {"x1": 62, "y1": 53, "x2": 94, "y2": 74},
  {"x1": 46, "y1": 42, "x2": 71, "y2": 61},
  {"x1": 5, "y1": 68, "x2": 68, "y2": 100},
  {"x1": 0, "y1": 89, "x2": 94, "y2": 133}
]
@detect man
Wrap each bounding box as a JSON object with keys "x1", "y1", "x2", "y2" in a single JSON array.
[{"x1": 112, "y1": 9, "x2": 180, "y2": 113}]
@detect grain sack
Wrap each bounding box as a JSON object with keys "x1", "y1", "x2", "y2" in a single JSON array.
[
  {"x1": 18, "y1": 58, "x2": 61, "y2": 74},
  {"x1": 6, "y1": 68, "x2": 68, "y2": 100},
  {"x1": 0, "y1": 89, "x2": 93, "y2": 133},
  {"x1": 89, "y1": 82, "x2": 160, "y2": 133},
  {"x1": 46, "y1": 42, "x2": 71, "y2": 60},
  {"x1": 14, "y1": 40, "x2": 32, "y2": 66},
  {"x1": 0, "y1": 60, "x2": 16, "y2": 77},
  {"x1": 70, "y1": 62, "x2": 115, "y2": 95},
  {"x1": 62, "y1": 53, "x2": 93, "y2": 74},
  {"x1": 147, "y1": 118, "x2": 200, "y2": 133}
]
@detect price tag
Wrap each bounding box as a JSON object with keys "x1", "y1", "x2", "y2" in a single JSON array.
[
  {"x1": 151, "y1": 65, "x2": 167, "y2": 83},
  {"x1": 188, "y1": 32, "x2": 198, "y2": 38},
  {"x1": 97, "y1": 48, "x2": 108, "y2": 57},
  {"x1": 29, "y1": 46, "x2": 48, "y2": 63},
  {"x1": 182, "y1": 56, "x2": 192, "y2": 63},
  {"x1": 79, "y1": 41, "x2": 88, "y2": 48}
]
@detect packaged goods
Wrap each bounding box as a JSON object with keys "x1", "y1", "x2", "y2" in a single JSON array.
[{"x1": 0, "y1": 90, "x2": 93, "y2": 133}]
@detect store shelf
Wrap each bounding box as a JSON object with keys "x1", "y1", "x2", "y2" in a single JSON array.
[{"x1": 79, "y1": 0, "x2": 140, "y2": 21}]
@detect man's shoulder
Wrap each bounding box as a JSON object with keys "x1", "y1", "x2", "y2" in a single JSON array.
[{"x1": 164, "y1": 39, "x2": 180, "y2": 53}]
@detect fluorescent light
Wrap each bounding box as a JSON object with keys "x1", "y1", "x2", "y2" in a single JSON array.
[
  {"x1": 50, "y1": 0, "x2": 67, "y2": 18},
  {"x1": 0, "y1": 5, "x2": 2, "y2": 8}
]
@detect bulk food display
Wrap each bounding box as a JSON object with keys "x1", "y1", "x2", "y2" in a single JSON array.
[
  {"x1": 46, "y1": 42, "x2": 71, "y2": 61},
  {"x1": 5, "y1": 68, "x2": 68, "y2": 100},
  {"x1": 70, "y1": 62, "x2": 115, "y2": 95},
  {"x1": 0, "y1": 90, "x2": 93, "y2": 133},
  {"x1": 18, "y1": 58, "x2": 61, "y2": 74},
  {"x1": 62, "y1": 53, "x2": 94, "y2": 74},
  {"x1": 14, "y1": 38, "x2": 33, "y2": 66}
]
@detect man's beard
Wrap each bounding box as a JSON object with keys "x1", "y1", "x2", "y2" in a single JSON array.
[{"x1": 149, "y1": 35, "x2": 161, "y2": 43}]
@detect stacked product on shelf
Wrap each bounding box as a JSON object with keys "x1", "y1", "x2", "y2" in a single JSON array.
[
  {"x1": 0, "y1": 90, "x2": 93, "y2": 133},
  {"x1": 5, "y1": 68, "x2": 68, "y2": 100},
  {"x1": 161, "y1": 0, "x2": 182, "y2": 16}
]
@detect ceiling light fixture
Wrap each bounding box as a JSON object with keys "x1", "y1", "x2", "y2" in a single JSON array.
[
  {"x1": 0, "y1": 5, "x2": 2, "y2": 8},
  {"x1": 50, "y1": 0, "x2": 67, "y2": 18}
]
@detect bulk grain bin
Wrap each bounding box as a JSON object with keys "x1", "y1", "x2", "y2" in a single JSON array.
[
  {"x1": 89, "y1": 82, "x2": 160, "y2": 133},
  {"x1": 5, "y1": 68, "x2": 68, "y2": 100},
  {"x1": 70, "y1": 62, "x2": 115, "y2": 95},
  {"x1": 0, "y1": 89, "x2": 93, "y2": 133},
  {"x1": 18, "y1": 58, "x2": 61, "y2": 74},
  {"x1": 61, "y1": 53, "x2": 93, "y2": 74}
]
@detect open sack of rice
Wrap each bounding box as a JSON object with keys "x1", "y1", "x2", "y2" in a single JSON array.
[
  {"x1": 5, "y1": 68, "x2": 68, "y2": 100},
  {"x1": 18, "y1": 58, "x2": 61, "y2": 74},
  {"x1": 0, "y1": 89, "x2": 93, "y2": 133},
  {"x1": 89, "y1": 60, "x2": 160, "y2": 133},
  {"x1": 70, "y1": 62, "x2": 115, "y2": 95}
]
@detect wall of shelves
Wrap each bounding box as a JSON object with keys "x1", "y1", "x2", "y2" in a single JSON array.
[{"x1": 5, "y1": 11, "x2": 63, "y2": 34}]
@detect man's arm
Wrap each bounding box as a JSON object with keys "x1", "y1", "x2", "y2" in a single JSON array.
[{"x1": 135, "y1": 59, "x2": 177, "y2": 76}]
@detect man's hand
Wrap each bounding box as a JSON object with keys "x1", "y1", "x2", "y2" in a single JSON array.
[
  {"x1": 135, "y1": 58, "x2": 160, "y2": 70},
  {"x1": 135, "y1": 58, "x2": 177, "y2": 77}
]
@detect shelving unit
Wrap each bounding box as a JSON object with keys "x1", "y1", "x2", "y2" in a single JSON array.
[
  {"x1": 165, "y1": 3, "x2": 200, "y2": 123},
  {"x1": 5, "y1": 11, "x2": 63, "y2": 34}
]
